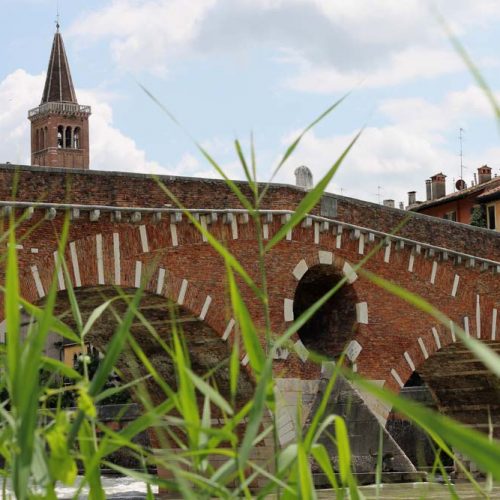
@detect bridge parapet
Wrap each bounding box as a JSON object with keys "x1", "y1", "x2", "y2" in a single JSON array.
[{"x1": 2, "y1": 199, "x2": 499, "y2": 274}]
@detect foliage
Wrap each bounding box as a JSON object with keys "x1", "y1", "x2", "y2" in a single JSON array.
[
  {"x1": 39, "y1": 346, "x2": 132, "y2": 409},
  {"x1": 470, "y1": 205, "x2": 487, "y2": 228}
]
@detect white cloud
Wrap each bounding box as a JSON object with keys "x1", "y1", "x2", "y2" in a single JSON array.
[
  {"x1": 70, "y1": 0, "x2": 217, "y2": 75},
  {"x1": 0, "y1": 69, "x2": 41, "y2": 164},
  {"x1": 378, "y1": 85, "x2": 499, "y2": 135},
  {"x1": 0, "y1": 69, "x2": 223, "y2": 178},
  {"x1": 275, "y1": 126, "x2": 455, "y2": 205},
  {"x1": 274, "y1": 84, "x2": 500, "y2": 204},
  {"x1": 285, "y1": 47, "x2": 465, "y2": 93},
  {"x1": 69, "y1": 0, "x2": 500, "y2": 90}
]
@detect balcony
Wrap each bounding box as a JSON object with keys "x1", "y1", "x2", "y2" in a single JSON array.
[{"x1": 28, "y1": 102, "x2": 92, "y2": 119}]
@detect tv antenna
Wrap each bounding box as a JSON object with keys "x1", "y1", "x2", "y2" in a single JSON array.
[{"x1": 459, "y1": 127, "x2": 465, "y2": 180}]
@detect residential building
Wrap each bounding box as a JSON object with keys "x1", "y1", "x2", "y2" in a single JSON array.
[{"x1": 408, "y1": 165, "x2": 500, "y2": 230}]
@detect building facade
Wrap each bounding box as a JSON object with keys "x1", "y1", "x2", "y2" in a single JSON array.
[{"x1": 408, "y1": 165, "x2": 500, "y2": 230}]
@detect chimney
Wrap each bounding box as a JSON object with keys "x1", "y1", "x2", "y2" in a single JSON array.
[
  {"x1": 294, "y1": 165, "x2": 313, "y2": 189},
  {"x1": 383, "y1": 199, "x2": 395, "y2": 208},
  {"x1": 408, "y1": 191, "x2": 416, "y2": 206},
  {"x1": 425, "y1": 179, "x2": 432, "y2": 201},
  {"x1": 478, "y1": 165, "x2": 492, "y2": 184},
  {"x1": 430, "y1": 173, "x2": 446, "y2": 200}
]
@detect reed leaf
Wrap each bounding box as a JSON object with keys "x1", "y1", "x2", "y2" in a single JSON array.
[{"x1": 265, "y1": 129, "x2": 362, "y2": 252}]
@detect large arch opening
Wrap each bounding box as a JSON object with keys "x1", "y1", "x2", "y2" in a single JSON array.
[
  {"x1": 28, "y1": 286, "x2": 258, "y2": 472},
  {"x1": 37, "y1": 287, "x2": 254, "y2": 407},
  {"x1": 293, "y1": 264, "x2": 358, "y2": 357},
  {"x1": 386, "y1": 341, "x2": 500, "y2": 473}
]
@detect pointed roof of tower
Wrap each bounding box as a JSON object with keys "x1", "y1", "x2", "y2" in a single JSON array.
[{"x1": 41, "y1": 28, "x2": 78, "y2": 104}]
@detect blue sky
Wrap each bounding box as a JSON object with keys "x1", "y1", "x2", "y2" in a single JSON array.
[{"x1": 2, "y1": 0, "x2": 500, "y2": 205}]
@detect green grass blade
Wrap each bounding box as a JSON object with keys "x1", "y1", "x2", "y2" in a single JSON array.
[
  {"x1": 138, "y1": 82, "x2": 254, "y2": 213},
  {"x1": 229, "y1": 325, "x2": 240, "y2": 400},
  {"x1": 235, "y1": 139, "x2": 257, "y2": 198},
  {"x1": 265, "y1": 129, "x2": 363, "y2": 252},
  {"x1": 311, "y1": 443, "x2": 339, "y2": 491},
  {"x1": 80, "y1": 298, "x2": 120, "y2": 339},
  {"x1": 171, "y1": 327, "x2": 201, "y2": 451},
  {"x1": 359, "y1": 268, "x2": 500, "y2": 379},
  {"x1": 334, "y1": 416, "x2": 351, "y2": 484},
  {"x1": 297, "y1": 440, "x2": 316, "y2": 500},
  {"x1": 185, "y1": 367, "x2": 233, "y2": 416},
  {"x1": 5, "y1": 217, "x2": 21, "y2": 401},
  {"x1": 437, "y1": 11, "x2": 500, "y2": 121},
  {"x1": 67, "y1": 286, "x2": 145, "y2": 447},
  {"x1": 40, "y1": 357, "x2": 82, "y2": 381},
  {"x1": 16, "y1": 299, "x2": 79, "y2": 344},
  {"x1": 155, "y1": 179, "x2": 263, "y2": 300},
  {"x1": 260, "y1": 93, "x2": 350, "y2": 202},
  {"x1": 78, "y1": 419, "x2": 105, "y2": 500},
  {"x1": 352, "y1": 376, "x2": 500, "y2": 481},
  {"x1": 227, "y1": 265, "x2": 265, "y2": 374}
]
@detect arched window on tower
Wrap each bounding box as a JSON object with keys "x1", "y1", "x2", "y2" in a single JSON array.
[
  {"x1": 65, "y1": 126, "x2": 72, "y2": 149},
  {"x1": 73, "y1": 127, "x2": 81, "y2": 149},
  {"x1": 57, "y1": 126, "x2": 64, "y2": 149},
  {"x1": 44, "y1": 127, "x2": 48, "y2": 149},
  {"x1": 35, "y1": 129, "x2": 40, "y2": 151},
  {"x1": 41, "y1": 128, "x2": 46, "y2": 150}
]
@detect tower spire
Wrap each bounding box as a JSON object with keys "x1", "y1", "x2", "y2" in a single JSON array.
[
  {"x1": 28, "y1": 25, "x2": 91, "y2": 169},
  {"x1": 41, "y1": 27, "x2": 77, "y2": 104}
]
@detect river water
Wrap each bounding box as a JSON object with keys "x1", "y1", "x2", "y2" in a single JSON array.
[{"x1": 8, "y1": 477, "x2": 496, "y2": 498}]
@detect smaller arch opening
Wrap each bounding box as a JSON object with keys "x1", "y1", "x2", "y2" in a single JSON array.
[
  {"x1": 57, "y1": 126, "x2": 64, "y2": 148},
  {"x1": 293, "y1": 264, "x2": 358, "y2": 357},
  {"x1": 385, "y1": 371, "x2": 453, "y2": 471},
  {"x1": 65, "y1": 126, "x2": 72, "y2": 148}
]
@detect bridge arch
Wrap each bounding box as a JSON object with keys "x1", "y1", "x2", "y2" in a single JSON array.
[
  {"x1": 33, "y1": 285, "x2": 255, "y2": 406},
  {"x1": 15, "y1": 230, "x2": 265, "y2": 392},
  {"x1": 384, "y1": 336, "x2": 500, "y2": 470},
  {"x1": 13, "y1": 216, "x2": 500, "y2": 415}
]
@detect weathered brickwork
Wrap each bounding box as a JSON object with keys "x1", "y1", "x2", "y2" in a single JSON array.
[{"x1": 1, "y1": 163, "x2": 499, "y2": 448}]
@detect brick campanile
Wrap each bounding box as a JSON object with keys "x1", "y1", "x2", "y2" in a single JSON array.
[{"x1": 28, "y1": 25, "x2": 91, "y2": 169}]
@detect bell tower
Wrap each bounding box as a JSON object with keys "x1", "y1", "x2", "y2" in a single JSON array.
[{"x1": 28, "y1": 24, "x2": 91, "y2": 169}]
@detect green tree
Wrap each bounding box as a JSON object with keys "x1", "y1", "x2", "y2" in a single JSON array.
[{"x1": 470, "y1": 205, "x2": 486, "y2": 228}]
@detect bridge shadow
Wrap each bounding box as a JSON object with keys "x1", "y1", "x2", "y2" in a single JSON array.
[
  {"x1": 386, "y1": 342, "x2": 500, "y2": 475},
  {"x1": 38, "y1": 286, "x2": 254, "y2": 407}
]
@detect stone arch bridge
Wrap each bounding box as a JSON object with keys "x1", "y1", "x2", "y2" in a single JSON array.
[{"x1": 1, "y1": 164, "x2": 499, "y2": 474}]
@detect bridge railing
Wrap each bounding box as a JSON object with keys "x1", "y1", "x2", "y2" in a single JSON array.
[{"x1": 1, "y1": 200, "x2": 499, "y2": 273}]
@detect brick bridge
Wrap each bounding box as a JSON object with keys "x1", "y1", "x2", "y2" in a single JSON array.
[{"x1": 1, "y1": 164, "x2": 499, "y2": 474}]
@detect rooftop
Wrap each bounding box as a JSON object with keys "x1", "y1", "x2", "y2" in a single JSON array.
[{"x1": 411, "y1": 175, "x2": 500, "y2": 212}]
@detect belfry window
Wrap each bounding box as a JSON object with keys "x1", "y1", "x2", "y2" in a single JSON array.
[
  {"x1": 65, "y1": 126, "x2": 72, "y2": 148},
  {"x1": 73, "y1": 128, "x2": 80, "y2": 149},
  {"x1": 57, "y1": 126, "x2": 64, "y2": 148}
]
